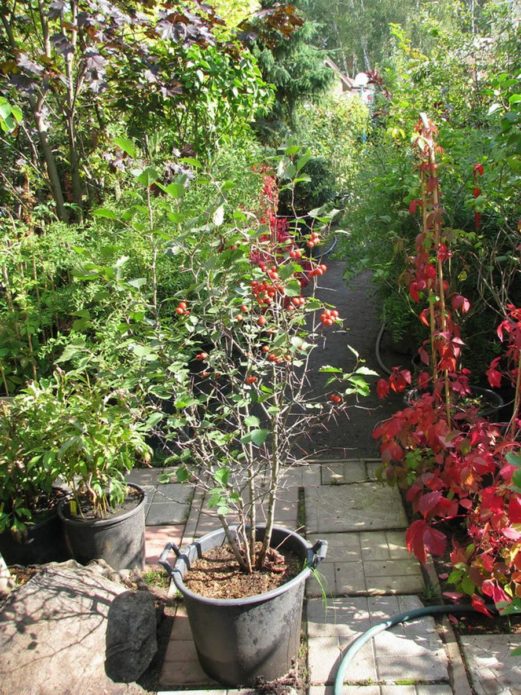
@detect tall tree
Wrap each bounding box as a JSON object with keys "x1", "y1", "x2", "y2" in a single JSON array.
[{"x1": 241, "y1": 1, "x2": 333, "y2": 138}]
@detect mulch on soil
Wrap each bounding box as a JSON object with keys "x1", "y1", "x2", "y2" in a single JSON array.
[{"x1": 184, "y1": 543, "x2": 301, "y2": 600}]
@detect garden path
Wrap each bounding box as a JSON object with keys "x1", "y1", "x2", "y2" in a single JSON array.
[{"x1": 134, "y1": 267, "x2": 520, "y2": 695}]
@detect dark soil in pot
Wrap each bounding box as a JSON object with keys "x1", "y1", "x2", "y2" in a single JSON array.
[{"x1": 184, "y1": 542, "x2": 302, "y2": 600}]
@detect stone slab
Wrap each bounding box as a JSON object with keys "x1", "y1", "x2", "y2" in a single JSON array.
[
  {"x1": 280, "y1": 464, "x2": 321, "y2": 487},
  {"x1": 307, "y1": 595, "x2": 449, "y2": 686},
  {"x1": 459, "y1": 634, "x2": 521, "y2": 695},
  {"x1": 306, "y1": 532, "x2": 424, "y2": 597},
  {"x1": 0, "y1": 561, "x2": 149, "y2": 695},
  {"x1": 127, "y1": 467, "x2": 177, "y2": 485},
  {"x1": 321, "y1": 460, "x2": 369, "y2": 485},
  {"x1": 146, "y1": 484, "x2": 193, "y2": 525},
  {"x1": 306, "y1": 484, "x2": 408, "y2": 533},
  {"x1": 309, "y1": 688, "x2": 453, "y2": 695}
]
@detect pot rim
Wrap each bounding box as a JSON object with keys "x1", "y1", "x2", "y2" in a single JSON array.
[
  {"x1": 168, "y1": 524, "x2": 314, "y2": 607},
  {"x1": 57, "y1": 482, "x2": 146, "y2": 528}
]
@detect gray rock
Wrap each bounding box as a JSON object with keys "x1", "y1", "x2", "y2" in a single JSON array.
[
  {"x1": 105, "y1": 590, "x2": 157, "y2": 682},
  {"x1": 0, "y1": 560, "x2": 149, "y2": 695}
]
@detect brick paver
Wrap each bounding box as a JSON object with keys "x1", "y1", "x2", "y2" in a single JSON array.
[
  {"x1": 459, "y1": 634, "x2": 521, "y2": 695},
  {"x1": 306, "y1": 531, "x2": 424, "y2": 597},
  {"x1": 307, "y1": 595, "x2": 450, "y2": 687}
]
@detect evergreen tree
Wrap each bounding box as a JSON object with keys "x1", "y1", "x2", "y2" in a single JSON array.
[{"x1": 241, "y1": 1, "x2": 333, "y2": 139}]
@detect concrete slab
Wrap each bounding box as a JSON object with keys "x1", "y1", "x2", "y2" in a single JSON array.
[
  {"x1": 459, "y1": 634, "x2": 521, "y2": 695},
  {"x1": 145, "y1": 524, "x2": 184, "y2": 565},
  {"x1": 306, "y1": 532, "x2": 424, "y2": 597},
  {"x1": 307, "y1": 596, "x2": 449, "y2": 686},
  {"x1": 306, "y1": 484, "x2": 408, "y2": 533},
  {"x1": 145, "y1": 483, "x2": 193, "y2": 525},
  {"x1": 321, "y1": 460, "x2": 368, "y2": 485},
  {"x1": 309, "y1": 688, "x2": 452, "y2": 695},
  {"x1": 127, "y1": 466, "x2": 177, "y2": 485},
  {"x1": 280, "y1": 463, "x2": 321, "y2": 487}
]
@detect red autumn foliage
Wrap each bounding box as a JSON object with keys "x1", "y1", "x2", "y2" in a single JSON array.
[{"x1": 374, "y1": 116, "x2": 520, "y2": 608}]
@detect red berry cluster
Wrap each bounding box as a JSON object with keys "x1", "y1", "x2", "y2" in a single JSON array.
[
  {"x1": 308, "y1": 263, "x2": 327, "y2": 278},
  {"x1": 176, "y1": 301, "x2": 190, "y2": 316},
  {"x1": 320, "y1": 308, "x2": 339, "y2": 327},
  {"x1": 306, "y1": 232, "x2": 321, "y2": 249}
]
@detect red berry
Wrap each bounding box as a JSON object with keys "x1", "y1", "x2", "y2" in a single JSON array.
[
  {"x1": 195, "y1": 352, "x2": 208, "y2": 361},
  {"x1": 245, "y1": 375, "x2": 258, "y2": 385},
  {"x1": 257, "y1": 316, "x2": 267, "y2": 327}
]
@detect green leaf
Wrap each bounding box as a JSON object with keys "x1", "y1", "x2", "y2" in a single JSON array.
[
  {"x1": 214, "y1": 468, "x2": 230, "y2": 486},
  {"x1": 296, "y1": 150, "x2": 312, "y2": 172},
  {"x1": 176, "y1": 466, "x2": 190, "y2": 483},
  {"x1": 241, "y1": 429, "x2": 269, "y2": 446},
  {"x1": 0, "y1": 101, "x2": 11, "y2": 120},
  {"x1": 145, "y1": 412, "x2": 164, "y2": 429},
  {"x1": 55, "y1": 343, "x2": 87, "y2": 364},
  {"x1": 127, "y1": 277, "x2": 147, "y2": 289},
  {"x1": 355, "y1": 366, "x2": 379, "y2": 376},
  {"x1": 161, "y1": 181, "x2": 185, "y2": 198},
  {"x1": 135, "y1": 166, "x2": 159, "y2": 186},
  {"x1": 461, "y1": 575, "x2": 475, "y2": 596},
  {"x1": 244, "y1": 415, "x2": 260, "y2": 428},
  {"x1": 285, "y1": 279, "x2": 301, "y2": 297},
  {"x1": 319, "y1": 365, "x2": 343, "y2": 374},
  {"x1": 114, "y1": 136, "x2": 138, "y2": 158},
  {"x1": 93, "y1": 207, "x2": 119, "y2": 220}
]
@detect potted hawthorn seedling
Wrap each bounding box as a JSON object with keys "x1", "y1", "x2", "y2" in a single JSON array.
[
  {"x1": 0, "y1": 390, "x2": 69, "y2": 565},
  {"x1": 21, "y1": 369, "x2": 153, "y2": 570},
  {"x1": 159, "y1": 163, "x2": 373, "y2": 686}
]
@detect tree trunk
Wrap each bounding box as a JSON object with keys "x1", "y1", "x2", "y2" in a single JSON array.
[{"x1": 29, "y1": 96, "x2": 69, "y2": 222}]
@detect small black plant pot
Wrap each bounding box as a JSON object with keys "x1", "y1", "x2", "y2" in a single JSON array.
[
  {"x1": 404, "y1": 386, "x2": 504, "y2": 419},
  {"x1": 159, "y1": 525, "x2": 327, "y2": 687},
  {"x1": 58, "y1": 483, "x2": 146, "y2": 571},
  {"x1": 0, "y1": 508, "x2": 70, "y2": 566}
]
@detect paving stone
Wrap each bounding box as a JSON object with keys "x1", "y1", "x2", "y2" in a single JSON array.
[
  {"x1": 361, "y1": 531, "x2": 411, "y2": 561},
  {"x1": 145, "y1": 524, "x2": 184, "y2": 565},
  {"x1": 306, "y1": 484, "x2": 408, "y2": 533},
  {"x1": 321, "y1": 460, "x2": 368, "y2": 485},
  {"x1": 459, "y1": 634, "x2": 521, "y2": 695},
  {"x1": 306, "y1": 532, "x2": 424, "y2": 597},
  {"x1": 127, "y1": 467, "x2": 177, "y2": 485},
  {"x1": 146, "y1": 502, "x2": 189, "y2": 525},
  {"x1": 309, "y1": 688, "x2": 380, "y2": 695},
  {"x1": 160, "y1": 605, "x2": 217, "y2": 689},
  {"x1": 309, "y1": 688, "x2": 452, "y2": 695},
  {"x1": 145, "y1": 483, "x2": 193, "y2": 525},
  {"x1": 280, "y1": 463, "x2": 321, "y2": 487},
  {"x1": 307, "y1": 596, "x2": 449, "y2": 686}
]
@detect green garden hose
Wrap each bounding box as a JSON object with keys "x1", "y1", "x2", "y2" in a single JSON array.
[{"x1": 333, "y1": 603, "x2": 496, "y2": 695}]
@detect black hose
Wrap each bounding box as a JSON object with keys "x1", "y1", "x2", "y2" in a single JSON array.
[{"x1": 334, "y1": 603, "x2": 497, "y2": 694}]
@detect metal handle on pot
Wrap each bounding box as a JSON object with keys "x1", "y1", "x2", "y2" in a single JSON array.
[
  {"x1": 158, "y1": 541, "x2": 182, "y2": 576},
  {"x1": 311, "y1": 539, "x2": 328, "y2": 568}
]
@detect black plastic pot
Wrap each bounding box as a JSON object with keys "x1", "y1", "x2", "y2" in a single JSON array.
[
  {"x1": 58, "y1": 483, "x2": 146, "y2": 570},
  {"x1": 0, "y1": 509, "x2": 70, "y2": 566},
  {"x1": 159, "y1": 525, "x2": 327, "y2": 687},
  {"x1": 404, "y1": 386, "x2": 504, "y2": 418}
]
